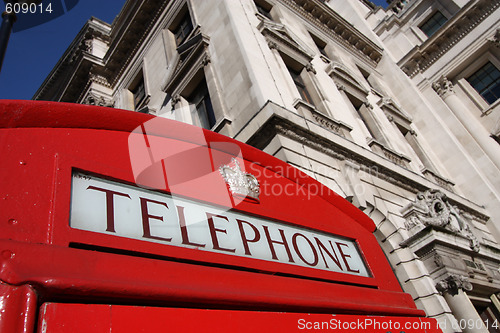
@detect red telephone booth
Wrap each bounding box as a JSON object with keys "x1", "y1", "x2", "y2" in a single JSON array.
[{"x1": 0, "y1": 100, "x2": 442, "y2": 332}]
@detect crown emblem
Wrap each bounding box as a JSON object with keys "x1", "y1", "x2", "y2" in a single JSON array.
[{"x1": 219, "y1": 158, "x2": 260, "y2": 203}]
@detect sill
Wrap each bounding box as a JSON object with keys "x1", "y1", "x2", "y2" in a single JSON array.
[
  {"x1": 456, "y1": 79, "x2": 489, "y2": 114},
  {"x1": 319, "y1": 55, "x2": 330, "y2": 64},
  {"x1": 255, "y1": 12, "x2": 274, "y2": 22},
  {"x1": 134, "y1": 95, "x2": 151, "y2": 112},
  {"x1": 211, "y1": 117, "x2": 232, "y2": 133},
  {"x1": 421, "y1": 168, "x2": 455, "y2": 191},
  {"x1": 293, "y1": 99, "x2": 353, "y2": 139},
  {"x1": 367, "y1": 138, "x2": 411, "y2": 168},
  {"x1": 481, "y1": 98, "x2": 500, "y2": 117}
]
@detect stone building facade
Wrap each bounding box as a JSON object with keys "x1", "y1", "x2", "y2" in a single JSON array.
[{"x1": 34, "y1": 0, "x2": 500, "y2": 331}]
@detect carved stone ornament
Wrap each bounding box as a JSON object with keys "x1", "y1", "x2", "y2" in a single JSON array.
[
  {"x1": 268, "y1": 41, "x2": 278, "y2": 50},
  {"x1": 335, "y1": 83, "x2": 346, "y2": 91},
  {"x1": 305, "y1": 63, "x2": 316, "y2": 74},
  {"x1": 171, "y1": 94, "x2": 181, "y2": 111},
  {"x1": 488, "y1": 28, "x2": 500, "y2": 48},
  {"x1": 435, "y1": 274, "x2": 473, "y2": 296},
  {"x1": 201, "y1": 53, "x2": 211, "y2": 66},
  {"x1": 219, "y1": 158, "x2": 260, "y2": 203},
  {"x1": 432, "y1": 76, "x2": 454, "y2": 97},
  {"x1": 83, "y1": 93, "x2": 113, "y2": 107},
  {"x1": 84, "y1": 39, "x2": 93, "y2": 53},
  {"x1": 434, "y1": 253, "x2": 444, "y2": 268},
  {"x1": 402, "y1": 189, "x2": 480, "y2": 252}
]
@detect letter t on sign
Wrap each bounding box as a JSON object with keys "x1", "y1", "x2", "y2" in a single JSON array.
[{"x1": 87, "y1": 186, "x2": 131, "y2": 232}]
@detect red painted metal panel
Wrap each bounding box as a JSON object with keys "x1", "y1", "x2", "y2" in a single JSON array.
[
  {"x1": 0, "y1": 283, "x2": 37, "y2": 333},
  {"x1": 38, "y1": 303, "x2": 443, "y2": 333}
]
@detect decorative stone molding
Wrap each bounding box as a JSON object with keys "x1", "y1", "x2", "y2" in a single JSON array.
[
  {"x1": 488, "y1": 28, "x2": 500, "y2": 48},
  {"x1": 305, "y1": 63, "x2": 316, "y2": 74},
  {"x1": 275, "y1": 123, "x2": 348, "y2": 161},
  {"x1": 421, "y1": 169, "x2": 455, "y2": 192},
  {"x1": 400, "y1": 0, "x2": 500, "y2": 77},
  {"x1": 164, "y1": 31, "x2": 211, "y2": 96},
  {"x1": 328, "y1": 62, "x2": 369, "y2": 101},
  {"x1": 432, "y1": 76, "x2": 454, "y2": 98},
  {"x1": 377, "y1": 97, "x2": 412, "y2": 125},
  {"x1": 108, "y1": 0, "x2": 170, "y2": 86},
  {"x1": 171, "y1": 94, "x2": 181, "y2": 110},
  {"x1": 387, "y1": 0, "x2": 409, "y2": 15},
  {"x1": 368, "y1": 138, "x2": 411, "y2": 168},
  {"x1": 89, "y1": 73, "x2": 111, "y2": 88},
  {"x1": 84, "y1": 39, "x2": 93, "y2": 53},
  {"x1": 259, "y1": 20, "x2": 314, "y2": 65},
  {"x1": 201, "y1": 54, "x2": 211, "y2": 66},
  {"x1": 335, "y1": 83, "x2": 346, "y2": 91},
  {"x1": 435, "y1": 274, "x2": 473, "y2": 296},
  {"x1": 33, "y1": 17, "x2": 112, "y2": 101},
  {"x1": 434, "y1": 253, "x2": 444, "y2": 268},
  {"x1": 268, "y1": 41, "x2": 279, "y2": 50},
  {"x1": 282, "y1": 0, "x2": 383, "y2": 64},
  {"x1": 83, "y1": 92, "x2": 113, "y2": 107},
  {"x1": 402, "y1": 189, "x2": 480, "y2": 252}
]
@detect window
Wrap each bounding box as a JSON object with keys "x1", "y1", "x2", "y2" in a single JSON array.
[
  {"x1": 419, "y1": 11, "x2": 447, "y2": 37},
  {"x1": 130, "y1": 73, "x2": 147, "y2": 110},
  {"x1": 288, "y1": 66, "x2": 314, "y2": 107},
  {"x1": 466, "y1": 62, "x2": 500, "y2": 104},
  {"x1": 173, "y1": 12, "x2": 193, "y2": 46},
  {"x1": 187, "y1": 79, "x2": 216, "y2": 129},
  {"x1": 346, "y1": 93, "x2": 377, "y2": 139},
  {"x1": 310, "y1": 34, "x2": 328, "y2": 58},
  {"x1": 254, "y1": 0, "x2": 273, "y2": 20}
]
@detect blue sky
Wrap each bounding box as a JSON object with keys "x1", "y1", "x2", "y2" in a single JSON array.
[
  {"x1": 0, "y1": 0, "x2": 125, "y2": 100},
  {"x1": 0, "y1": 0, "x2": 388, "y2": 100}
]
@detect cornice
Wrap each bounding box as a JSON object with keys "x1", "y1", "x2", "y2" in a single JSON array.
[
  {"x1": 281, "y1": 0, "x2": 383, "y2": 65},
  {"x1": 104, "y1": 0, "x2": 170, "y2": 86},
  {"x1": 164, "y1": 30, "x2": 211, "y2": 95},
  {"x1": 258, "y1": 20, "x2": 314, "y2": 63},
  {"x1": 399, "y1": 0, "x2": 500, "y2": 78},
  {"x1": 33, "y1": 18, "x2": 111, "y2": 101}
]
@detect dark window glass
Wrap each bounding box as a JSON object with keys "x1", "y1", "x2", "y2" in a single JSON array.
[
  {"x1": 255, "y1": 1, "x2": 272, "y2": 20},
  {"x1": 419, "y1": 11, "x2": 447, "y2": 37},
  {"x1": 131, "y1": 78, "x2": 146, "y2": 110},
  {"x1": 311, "y1": 34, "x2": 328, "y2": 58},
  {"x1": 467, "y1": 62, "x2": 500, "y2": 104},
  {"x1": 188, "y1": 80, "x2": 216, "y2": 129},
  {"x1": 174, "y1": 13, "x2": 193, "y2": 46},
  {"x1": 318, "y1": 44, "x2": 328, "y2": 58},
  {"x1": 288, "y1": 67, "x2": 314, "y2": 106}
]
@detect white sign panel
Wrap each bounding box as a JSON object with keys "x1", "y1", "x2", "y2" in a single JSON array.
[{"x1": 70, "y1": 172, "x2": 370, "y2": 277}]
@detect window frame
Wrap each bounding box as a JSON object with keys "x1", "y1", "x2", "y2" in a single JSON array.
[
  {"x1": 454, "y1": 52, "x2": 500, "y2": 113},
  {"x1": 466, "y1": 61, "x2": 500, "y2": 105},
  {"x1": 173, "y1": 11, "x2": 194, "y2": 46},
  {"x1": 127, "y1": 67, "x2": 150, "y2": 112},
  {"x1": 254, "y1": 0, "x2": 273, "y2": 21},
  {"x1": 186, "y1": 78, "x2": 216, "y2": 130},
  {"x1": 287, "y1": 65, "x2": 315, "y2": 107},
  {"x1": 418, "y1": 10, "x2": 448, "y2": 38}
]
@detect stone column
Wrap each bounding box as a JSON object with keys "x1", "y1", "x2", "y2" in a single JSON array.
[
  {"x1": 432, "y1": 77, "x2": 500, "y2": 169},
  {"x1": 436, "y1": 275, "x2": 488, "y2": 333}
]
